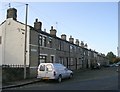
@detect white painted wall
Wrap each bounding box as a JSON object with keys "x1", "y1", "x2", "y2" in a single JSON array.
[{"x1": 1, "y1": 18, "x2": 30, "y2": 65}]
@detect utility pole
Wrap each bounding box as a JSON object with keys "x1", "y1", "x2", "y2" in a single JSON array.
[{"x1": 24, "y1": 4, "x2": 28, "y2": 79}]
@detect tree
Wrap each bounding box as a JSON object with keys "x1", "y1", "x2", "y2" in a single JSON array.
[
  {"x1": 113, "y1": 57, "x2": 120, "y2": 63},
  {"x1": 106, "y1": 52, "x2": 116, "y2": 64}
]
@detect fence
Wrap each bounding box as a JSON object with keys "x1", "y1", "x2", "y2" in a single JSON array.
[
  {"x1": 2, "y1": 64, "x2": 29, "y2": 68},
  {"x1": 2, "y1": 64, "x2": 30, "y2": 82}
]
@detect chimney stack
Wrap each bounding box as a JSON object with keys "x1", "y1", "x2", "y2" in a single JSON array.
[
  {"x1": 69, "y1": 36, "x2": 74, "y2": 43},
  {"x1": 34, "y1": 18, "x2": 42, "y2": 31},
  {"x1": 7, "y1": 8, "x2": 17, "y2": 20},
  {"x1": 61, "y1": 34, "x2": 66, "y2": 40},
  {"x1": 75, "y1": 39, "x2": 79, "y2": 46},
  {"x1": 85, "y1": 43, "x2": 88, "y2": 48},
  {"x1": 81, "y1": 41, "x2": 84, "y2": 47},
  {"x1": 50, "y1": 26, "x2": 57, "y2": 36}
]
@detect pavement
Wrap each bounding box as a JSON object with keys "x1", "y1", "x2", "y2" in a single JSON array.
[
  {"x1": 1, "y1": 68, "x2": 89, "y2": 90},
  {"x1": 2, "y1": 78, "x2": 41, "y2": 89}
]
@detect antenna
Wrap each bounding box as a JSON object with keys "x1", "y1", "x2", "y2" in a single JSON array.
[
  {"x1": 9, "y1": 3, "x2": 11, "y2": 8},
  {"x1": 56, "y1": 22, "x2": 58, "y2": 30}
]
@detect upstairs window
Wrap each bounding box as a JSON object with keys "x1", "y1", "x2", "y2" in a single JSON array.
[
  {"x1": 49, "y1": 40, "x2": 52, "y2": 48},
  {"x1": 39, "y1": 35, "x2": 42, "y2": 46},
  {"x1": 48, "y1": 37, "x2": 52, "y2": 48},
  {"x1": 38, "y1": 35, "x2": 46, "y2": 47},
  {"x1": 58, "y1": 41, "x2": 61, "y2": 50},
  {"x1": 43, "y1": 36, "x2": 46, "y2": 47}
]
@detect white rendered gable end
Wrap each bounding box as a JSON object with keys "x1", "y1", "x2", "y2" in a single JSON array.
[{"x1": 0, "y1": 18, "x2": 30, "y2": 66}]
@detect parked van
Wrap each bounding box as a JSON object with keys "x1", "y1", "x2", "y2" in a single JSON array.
[{"x1": 37, "y1": 63, "x2": 73, "y2": 82}]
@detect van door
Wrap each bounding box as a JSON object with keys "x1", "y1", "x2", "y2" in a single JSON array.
[
  {"x1": 38, "y1": 64, "x2": 46, "y2": 78},
  {"x1": 45, "y1": 64, "x2": 53, "y2": 79}
]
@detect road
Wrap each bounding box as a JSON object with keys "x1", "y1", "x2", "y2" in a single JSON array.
[{"x1": 3, "y1": 67, "x2": 119, "y2": 90}]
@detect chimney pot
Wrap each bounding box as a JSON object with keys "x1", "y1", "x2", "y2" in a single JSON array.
[
  {"x1": 50, "y1": 26, "x2": 57, "y2": 36},
  {"x1": 7, "y1": 8, "x2": 17, "y2": 20},
  {"x1": 34, "y1": 18, "x2": 42, "y2": 31},
  {"x1": 51, "y1": 26, "x2": 53, "y2": 30},
  {"x1": 75, "y1": 39, "x2": 79, "y2": 46},
  {"x1": 61, "y1": 34, "x2": 66, "y2": 40},
  {"x1": 36, "y1": 18, "x2": 38, "y2": 22},
  {"x1": 81, "y1": 41, "x2": 84, "y2": 47},
  {"x1": 69, "y1": 36, "x2": 74, "y2": 43}
]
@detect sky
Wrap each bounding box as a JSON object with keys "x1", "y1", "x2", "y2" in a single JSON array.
[{"x1": 0, "y1": 1, "x2": 118, "y2": 56}]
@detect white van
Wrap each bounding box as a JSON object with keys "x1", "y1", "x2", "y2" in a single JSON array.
[{"x1": 37, "y1": 63, "x2": 73, "y2": 82}]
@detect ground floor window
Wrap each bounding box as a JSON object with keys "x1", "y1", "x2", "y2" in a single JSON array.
[
  {"x1": 50, "y1": 55, "x2": 55, "y2": 63},
  {"x1": 70, "y1": 58, "x2": 74, "y2": 65},
  {"x1": 39, "y1": 55, "x2": 47, "y2": 64},
  {"x1": 59, "y1": 57, "x2": 64, "y2": 65},
  {"x1": 66, "y1": 57, "x2": 69, "y2": 68},
  {"x1": 78, "y1": 58, "x2": 83, "y2": 68}
]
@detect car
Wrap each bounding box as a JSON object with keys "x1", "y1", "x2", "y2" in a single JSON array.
[
  {"x1": 109, "y1": 63, "x2": 118, "y2": 67},
  {"x1": 91, "y1": 62, "x2": 101, "y2": 69},
  {"x1": 116, "y1": 62, "x2": 120, "y2": 66},
  {"x1": 116, "y1": 63, "x2": 120, "y2": 72},
  {"x1": 37, "y1": 63, "x2": 73, "y2": 83}
]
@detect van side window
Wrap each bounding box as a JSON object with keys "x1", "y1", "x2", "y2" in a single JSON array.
[
  {"x1": 40, "y1": 65, "x2": 45, "y2": 71},
  {"x1": 46, "y1": 64, "x2": 52, "y2": 72}
]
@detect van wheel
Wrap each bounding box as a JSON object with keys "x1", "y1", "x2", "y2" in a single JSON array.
[
  {"x1": 69, "y1": 73, "x2": 73, "y2": 79},
  {"x1": 57, "y1": 75, "x2": 62, "y2": 83}
]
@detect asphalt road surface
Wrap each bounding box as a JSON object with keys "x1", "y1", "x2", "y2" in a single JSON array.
[{"x1": 3, "y1": 67, "x2": 119, "y2": 90}]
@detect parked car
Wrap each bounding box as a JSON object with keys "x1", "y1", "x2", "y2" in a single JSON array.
[
  {"x1": 37, "y1": 63, "x2": 73, "y2": 83},
  {"x1": 116, "y1": 63, "x2": 120, "y2": 72},
  {"x1": 91, "y1": 62, "x2": 101, "y2": 69},
  {"x1": 109, "y1": 63, "x2": 118, "y2": 67},
  {"x1": 116, "y1": 62, "x2": 120, "y2": 66}
]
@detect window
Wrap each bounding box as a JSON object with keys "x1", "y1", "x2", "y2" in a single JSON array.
[
  {"x1": 50, "y1": 55, "x2": 55, "y2": 63},
  {"x1": 43, "y1": 36, "x2": 46, "y2": 47},
  {"x1": 38, "y1": 35, "x2": 46, "y2": 47},
  {"x1": 46, "y1": 64, "x2": 53, "y2": 71},
  {"x1": 59, "y1": 57, "x2": 64, "y2": 65},
  {"x1": 74, "y1": 46, "x2": 76, "y2": 52},
  {"x1": 49, "y1": 40, "x2": 52, "y2": 48},
  {"x1": 48, "y1": 37, "x2": 52, "y2": 48},
  {"x1": 39, "y1": 35, "x2": 42, "y2": 46},
  {"x1": 39, "y1": 55, "x2": 47, "y2": 63},
  {"x1": 70, "y1": 45, "x2": 73, "y2": 52},
  {"x1": 0, "y1": 36, "x2": 1, "y2": 44},
  {"x1": 58, "y1": 42, "x2": 61, "y2": 50},
  {"x1": 58, "y1": 41, "x2": 64, "y2": 51},
  {"x1": 70, "y1": 58, "x2": 74, "y2": 65},
  {"x1": 40, "y1": 65, "x2": 45, "y2": 71}
]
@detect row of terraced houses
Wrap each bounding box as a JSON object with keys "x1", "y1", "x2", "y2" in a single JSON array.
[{"x1": 0, "y1": 8, "x2": 109, "y2": 78}]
